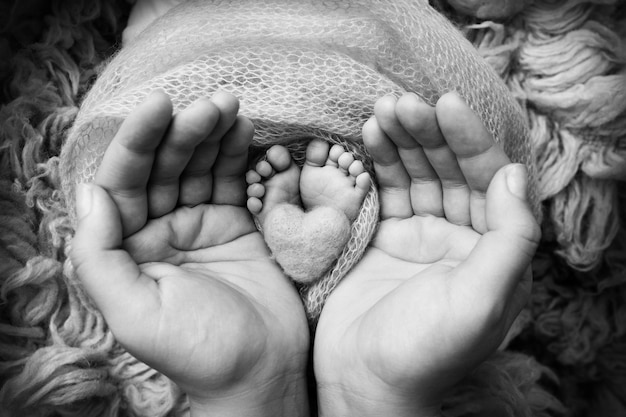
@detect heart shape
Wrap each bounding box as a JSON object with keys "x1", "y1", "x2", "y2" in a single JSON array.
[{"x1": 263, "y1": 204, "x2": 351, "y2": 285}]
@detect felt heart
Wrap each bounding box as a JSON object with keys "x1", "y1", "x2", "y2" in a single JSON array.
[{"x1": 263, "y1": 203, "x2": 351, "y2": 285}]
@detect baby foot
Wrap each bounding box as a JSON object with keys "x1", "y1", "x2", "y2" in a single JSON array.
[
  {"x1": 246, "y1": 145, "x2": 301, "y2": 225},
  {"x1": 246, "y1": 140, "x2": 371, "y2": 285},
  {"x1": 300, "y1": 140, "x2": 371, "y2": 221}
]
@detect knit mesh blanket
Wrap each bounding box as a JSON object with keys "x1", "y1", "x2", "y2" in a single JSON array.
[
  {"x1": 59, "y1": 0, "x2": 538, "y2": 322},
  {"x1": 1, "y1": 0, "x2": 625, "y2": 416}
]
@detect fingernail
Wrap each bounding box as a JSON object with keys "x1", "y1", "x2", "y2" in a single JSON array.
[
  {"x1": 76, "y1": 183, "x2": 93, "y2": 219},
  {"x1": 382, "y1": 93, "x2": 400, "y2": 100},
  {"x1": 505, "y1": 164, "x2": 528, "y2": 199},
  {"x1": 442, "y1": 90, "x2": 462, "y2": 101},
  {"x1": 407, "y1": 92, "x2": 424, "y2": 102}
]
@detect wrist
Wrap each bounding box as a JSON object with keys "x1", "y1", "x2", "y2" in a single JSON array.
[
  {"x1": 188, "y1": 371, "x2": 310, "y2": 417},
  {"x1": 317, "y1": 380, "x2": 443, "y2": 417}
]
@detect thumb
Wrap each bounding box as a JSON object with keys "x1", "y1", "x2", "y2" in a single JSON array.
[
  {"x1": 70, "y1": 183, "x2": 157, "y2": 327},
  {"x1": 455, "y1": 164, "x2": 540, "y2": 304}
]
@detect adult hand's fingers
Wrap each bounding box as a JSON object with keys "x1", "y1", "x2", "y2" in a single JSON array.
[
  {"x1": 395, "y1": 93, "x2": 468, "y2": 223},
  {"x1": 362, "y1": 116, "x2": 413, "y2": 219},
  {"x1": 211, "y1": 116, "x2": 255, "y2": 206},
  {"x1": 95, "y1": 90, "x2": 174, "y2": 237},
  {"x1": 147, "y1": 97, "x2": 221, "y2": 218},
  {"x1": 124, "y1": 204, "x2": 259, "y2": 264},
  {"x1": 178, "y1": 91, "x2": 240, "y2": 206},
  {"x1": 71, "y1": 183, "x2": 159, "y2": 333},
  {"x1": 375, "y1": 94, "x2": 445, "y2": 217},
  {"x1": 435, "y1": 92, "x2": 511, "y2": 234},
  {"x1": 452, "y1": 164, "x2": 540, "y2": 323}
]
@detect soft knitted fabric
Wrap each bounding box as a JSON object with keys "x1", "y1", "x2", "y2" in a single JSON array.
[{"x1": 59, "y1": 0, "x2": 538, "y2": 324}]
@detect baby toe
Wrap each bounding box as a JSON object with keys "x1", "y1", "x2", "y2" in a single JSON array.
[
  {"x1": 305, "y1": 139, "x2": 331, "y2": 167},
  {"x1": 266, "y1": 145, "x2": 293, "y2": 172},
  {"x1": 246, "y1": 169, "x2": 262, "y2": 184},
  {"x1": 247, "y1": 197, "x2": 263, "y2": 214},
  {"x1": 255, "y1": 160, "x2": 274, "y2": 178},
  {"x1": 355, "y1": 172, "x2": 372, "y2": 192},
  {"x1": 337, "y1": 152, "x2": 355, "y2": 175},
  {"x1": 348, "y1": 160, "x2": 365, "y2": 177},
  {"x1": 247, "y1": 182, "x2": 265, "y2": 198},
  {"x1": 327, "y1": 144, "x2": 345, "y2": 167}
]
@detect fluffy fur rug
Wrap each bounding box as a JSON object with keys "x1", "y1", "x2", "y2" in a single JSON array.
[{"x1": 0, "y1": 0, "x2": 625, "y2": 416}]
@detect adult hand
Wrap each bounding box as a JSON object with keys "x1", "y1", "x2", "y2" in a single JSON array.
[
  {"x1": 70, "y1": 91, "x2": 310, "y2": 417},
  {"x1": 314, "y1": 92, "x2": 540, "y2": 417}
]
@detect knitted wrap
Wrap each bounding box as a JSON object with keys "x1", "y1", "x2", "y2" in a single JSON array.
[{"x1": 60, "y1": 0, "x2": 536, "y2": 323}]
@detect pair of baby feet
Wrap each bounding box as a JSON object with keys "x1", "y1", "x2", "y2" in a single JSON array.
[{"x1": 246, "y1": 140, "x2": 371, "y2": 284}]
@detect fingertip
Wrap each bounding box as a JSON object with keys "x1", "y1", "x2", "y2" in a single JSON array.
[
  {"x1": 435, "y1": 92, "x2": 485, "y2": 146},
  {"x1": 486, "y1": 164, "x2": 541, "y2": 244},
  {"x1": 221, "y1": 116, "x2": 255, "y2": 155},
  {"x1": 148, "y1": 88, "x2": 171, "y2": 100},
  {"x1": 236, "y1": 115, "x2": 255, "y2": 137},
  {"x1": 146, "y1": 89, "x2": 174, "y2": 116},
  {"x1": 395, "y1": 92, "x2": 427, "y2": 116},
  {"x1": 436, "y1": 91, "x2": 466, "y2": 111},
  {"x1": 111, "y1": 91, "x2": 173, "y2": 153},
  {"x1": 74, "y1": 183, "x2": 124, "y2": 249},
  {"x1": 373, "y1": 94, "x2": 398, "y2": 119},
  {"x1": 395, "y1": 94, "x2": 440, "y2": 146},
  {"x1": 361, "y1": 117, "x2": 391, "y2": 161},
  {"x1": 185, "y1": 97, "x2": 221, "y2": 129},
  {"x1": 211, "y1": 90, "x2": 240, "y2": 113},
  {"x1": 361, "y1": 116, "x2": 379, "y2": 146},
  {"x1": 490, "y1": 164, "x2": 531, "y2": 206},
  {"x1": 504, "y1": 164, "x2": 529, "y2": 201}
]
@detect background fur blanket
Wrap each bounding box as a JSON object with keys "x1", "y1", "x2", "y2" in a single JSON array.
[{"x1": 1, "y1": 0, "x2": 625, "y2": 416}]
